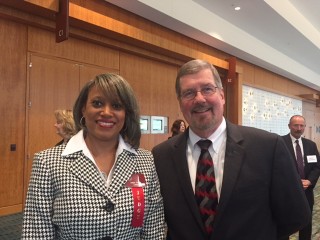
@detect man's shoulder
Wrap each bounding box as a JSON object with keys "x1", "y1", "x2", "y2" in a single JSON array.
[
  {"x1": 281, "y1": 133, "x2": 290, "y2": 139},
  {"x1": 302, "y1": 137, "x2": 317, "y2": 146},
  {"x1": 227, "y1": 122, "x2": 279, "y2": 138},
  {"x1": 153, "y1": 136, "x2": 175, "y2": 152}
]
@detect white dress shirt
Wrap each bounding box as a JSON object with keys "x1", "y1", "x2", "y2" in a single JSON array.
[
  {"x1": 187, "y1": 117, "x2": 227, "y2": 200},
  {"x1": 290, "y1": 134, "x2": 305, "y2": 166}
]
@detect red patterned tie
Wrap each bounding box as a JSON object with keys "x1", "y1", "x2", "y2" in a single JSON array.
[
  {"x1": 295, "y1": 139, "x2": 305, "y2": 178},
  {"x1": 195, "y1": 140, "x2": 218, "y2": 236}
]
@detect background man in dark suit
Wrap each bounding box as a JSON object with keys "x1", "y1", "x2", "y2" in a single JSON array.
[
  {"x1": 282, "y1": 115, "x2": 320, "y2": 240},
  {"x1": 152, "y1": 59, "x2": 311, "y2": 240}
]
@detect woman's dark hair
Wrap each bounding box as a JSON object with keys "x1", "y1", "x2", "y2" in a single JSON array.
[
  {"x1": 73, "y1": 73, "x2": 141, "y2": 148},
  {"x1": 171, "y1": 119, "x2": 185, "y2": 137}
]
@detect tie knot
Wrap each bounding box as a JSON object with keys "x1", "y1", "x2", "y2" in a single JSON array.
[
  {"x1": 295, "y1": 139, "x2": 299, "y2": 144},
  {"x1": 197, "y1": 140, "x2": 212, "y2": 151}
]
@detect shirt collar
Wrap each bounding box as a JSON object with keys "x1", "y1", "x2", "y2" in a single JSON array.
[
  {"x1": 189, "y1": 117, "x2": 227, "y2": 150},
  {"x1": 289, "y1": 134, "x2": 301, "y2": 144},
  {"x1": 62, "y1": 129, "x2": 137, "y2": 157},
  {"x1": 290, "y1": 133, "x2": 301, "y2": 142}
]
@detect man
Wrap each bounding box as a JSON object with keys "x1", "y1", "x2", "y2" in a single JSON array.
[
  {"x1": 282, "y1": 115, "x2": 320, "y2": 240},
  {"x1": 152, "y1": 59, "x2": 311, "y2": 240}
]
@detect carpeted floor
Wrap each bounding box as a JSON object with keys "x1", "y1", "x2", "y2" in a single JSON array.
[
  {"x1": 0, "y1": 212, "x2": 22, "y2": 240},
  {"x1": 0, "y1": 184, "x2": 319, "y2": 239}
]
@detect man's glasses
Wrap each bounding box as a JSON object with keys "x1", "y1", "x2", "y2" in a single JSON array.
[{"x1": 180, "y1": 86, "x2": 218, "y2": 100}]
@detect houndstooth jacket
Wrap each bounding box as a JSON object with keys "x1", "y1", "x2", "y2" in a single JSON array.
[{"x1": 22, "y1": 143, "x2": 165, "y2": 239}]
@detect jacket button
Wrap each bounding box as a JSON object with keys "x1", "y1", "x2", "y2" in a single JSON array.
[{"x1": 104, "y1": 201, "x2": 114, "y2": 212}]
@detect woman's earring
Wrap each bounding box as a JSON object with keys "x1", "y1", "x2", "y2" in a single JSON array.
[{"x1": 80, "y1": 116, "x2": 86, "y2": 128}]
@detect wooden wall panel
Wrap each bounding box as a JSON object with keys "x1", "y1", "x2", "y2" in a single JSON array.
[
  {"x1": 224, "y1": 57, "x2": 240, "y2": 124},
  {"x1": 253, "y1": 67, "x2": 274, "y2": 90},
  {"x1": 0, "y1": 19, "x2": 27, "y2": 214},
  {"x1": 28, "y1": 27, "x2": 120, "y2": 70},
  {"x1": 24, "y1": 0, "x2": 57, "y2": 11},
  {"x1": 238, "y1": 61, "x2": 254, "y2": 85},
  {"x1": 25, "y1": 54, "x2": 121, "y2": 203},
  {"x1": 240, "y1": 60, "x2": 318, "y2": 98},
  {"x1": 25, "y1": 55, "x2": 80, "y2": 197},
  {"x1": 287, "y1": 81, "x2": 316, "y2": 98},
  {"x1": 79, "y1": 65, "x2": 120, "y2": 89},
  {"x1": 27, "y1": 55, "x2": 79, "y2": 151},
  {"x1": 119, "y1": 53, "x2": 181, "y2": 150},
  {"x1": 67, "y1": 0, "x2": 230, "y2": 70},
  {"x1": 272, "y1": 76, "x2": 289, "y2": 93}
]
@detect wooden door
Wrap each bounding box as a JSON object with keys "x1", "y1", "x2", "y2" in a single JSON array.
[
  {"x1": 0, "y1": 19, "x2": 27, "y2": 215},
  {"x1": 25, "y1": 54, "x2": 80, "y2": 197}
]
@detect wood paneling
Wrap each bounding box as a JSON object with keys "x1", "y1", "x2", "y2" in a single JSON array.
[
  {"x1": 2, "y1": 0, "x2": 229, "y2": 69},
  {"x1": 28, "y1": 27, "x2": 120, "y2": 70},
  {"x1": 68, "y1": 0, "x2": 230, "y2": 70},
  {"x1": 79, "y1": 64, "x2": 119, "y2": 89},
  {"x1": 24, "y1": 53, "x2": 121, "y2": 201},
  {"x1": 119, "y1": 53, "x2": 181, "y2": 150},
  {"x1": 238, "y1": 61, "x2": 254, "y2": 85},
  {"x1": 240, "y1": 60, "x2": 319, "y2": 99},
  {"x1": 225, "y1": 57, "x2": 241, "y2": 124},
  {"x1": 24, "y1": 0, "x2": 58, "y2": 11},
  {"x1": 25, "y1": 55, "x2": 80, "y2": 195},
  {"x1": 0, "y1": 19, "x2": 27, "y2": 212}
]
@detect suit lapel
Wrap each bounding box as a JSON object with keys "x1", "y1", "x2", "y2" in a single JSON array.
[
  {"x1": 67, "y1": 152, "x2": 108, "y2": 197},
  {"x1": 302, "y1": 138, "x2": 312, "y2": 160},
  {"x1": 171, "y1": 131, "x2": 205, "y2": 231},
  {"x1": 283, "y1": 134, "x2": 296, "y2": 160},
  {"x1": 213, "y1": 123, "x2": 245, "y2": 229},
  {"x1": 107, "y1": 150, "x2": 136, "y2": 199},
  {"x1": 67, "y1": 150, "x2": 136, "y2": 200},
  {"x1": 301, "y1": 138, "x2": 311, "y2": 173}
]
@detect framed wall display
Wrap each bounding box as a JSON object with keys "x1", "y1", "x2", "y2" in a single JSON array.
[
  {"x1": 242, "y1": 85, "x2": 302, "y2": 135},
  {"x1": 151, "y1": 116, "x2": 168, "y2": 134},
  {"x1": 140, "y1": 115, "x2": 150, "y2": 134}
]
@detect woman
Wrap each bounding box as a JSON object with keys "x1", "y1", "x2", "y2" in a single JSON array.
[
  {"x1": 54, "y1": 109, "x2": 77, "y2": 145},
  {"x1": 169, "y1": 119, "x2": 186, "y2": 138},
  {"x1": 22, "y1": 73, "x2": 165, "y2": 239}
]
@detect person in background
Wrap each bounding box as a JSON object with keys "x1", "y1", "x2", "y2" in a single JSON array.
[
  {"x1": 281, "y1": 115, "x2": 320, "y2": 240},
  {"x1": 22, "y1": 73, "x2": 165, "y2": 239},
  {"x1": 169, "y1": 119, "x2": 186, "y2": 139},
  {"x1": 54, "y1": 109, "x2": 77, "y2": 146},
  {"x1": 152, "y1": 59, "x2": 311, "y2": 240}
]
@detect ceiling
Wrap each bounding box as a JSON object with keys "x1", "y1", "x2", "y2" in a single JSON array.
[{"x1": 104, "y1": 0, "x2": 320, "y2": 91}]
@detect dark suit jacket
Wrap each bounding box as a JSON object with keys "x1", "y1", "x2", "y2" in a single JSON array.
[
  {"x1": 282, "y1": 134, "x2": 320, "y2": 206},
  {"x1": 152, "y1": 121, "x2": 311, "y2": 240}
]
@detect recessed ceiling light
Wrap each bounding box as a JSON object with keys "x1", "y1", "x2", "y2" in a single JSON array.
[{"x1": 234, "y1": 6, "x2": 241, "y2": 11}]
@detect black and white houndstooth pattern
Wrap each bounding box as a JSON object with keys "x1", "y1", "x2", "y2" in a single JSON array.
[{"x1": 22, "y1": 144, "x2": 166, "y2": 239}]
